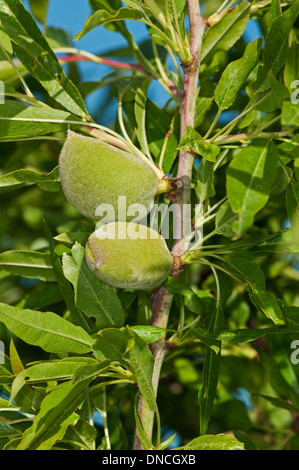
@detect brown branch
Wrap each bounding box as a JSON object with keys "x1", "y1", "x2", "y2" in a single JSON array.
[{"x1": 133, "y1": 0, "x2": 206, "y2": 450}]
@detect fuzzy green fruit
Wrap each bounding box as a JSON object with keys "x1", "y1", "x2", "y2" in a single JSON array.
[
  {"x1": 59, "y1": 130, "x2": 159, "y2": 221},
  {"x1": 85, "y1": 222, "x2": 173, "y2": 290}
]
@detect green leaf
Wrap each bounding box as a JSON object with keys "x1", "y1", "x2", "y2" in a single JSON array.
[
  {"x1": 226, "y1": 257, "x2": 285, "y2": 325},
  {"x1": 0, "y1": 101, "x2": 81, "y2": 141},
  {"x1": 258, "y1": 350, "x2": 299, "y2": 409},
  {"x1": 11, "y1": 358, "x2": 97, "y2": 402},
  {"x1": 178, "y1": 126, "x2": 220, "y2": 162},
  {"x1": 0, "y1": 0, "x2": 89, "y2": 118},
  {"x1": 29, "y1": 0, "x2": 49, "y2": 25},
  {"x1": 179, "y1": 434, "x2": 244, "y2": 450},
  {"x1": 0, "y1": 421, "x2": 21, "y2": 438},
  {"x1": 227, "y1": 140, "x2": 278, "y2": 235},
  {"x1": 211, "y1": 326, "x2": 299, "y2": 343},
  {"x1": 215, "y1": 38, "x2": 262, "y2": 111},
  {"x1": 62, "y1": 243, "x2": 125, "y2": 329},
  {"x1": 267, "y1": 72, "x2": 290, "y2": 108},
  {"x1": 215, "y1": 200, "x2": 236, "y2": 238},
  {"x1": 0, "y1": 303, "x2": 94, "y2": 354},
  {"x1": 257, "y1": 0, "x2": 299, "y2": 87},
  {"x1": 134, "y1": 78, "x2": 152, "y2": 157},
  {"x1": 75, "y1": 7, "x2": 143, "y2": 40},
  {"x1": 282, "y1": 102, "x2": 299, "y2": 128},
  {"x1": 54, "y1": 232, "x2": 90, "y2": 247},
  {"x1": 130, "y1": 325, "x2": 165, "y2": 344},
  {"x1": 125, "y1": 331, "x2": 156, "y2": 412},
  {"x1": 42, "y1": 221, "x2": 89, "y2": 331},
  {"x1": 195, "y1": 159, "x2": 215, "y2": 204},
  {"x1": 92, "y1": 328, "x2": 133, "y2": 364},
  {"x1": 198, "y1": 306, "x2": 224, "y2": 435},
  {"x1": 284, "y1": 39, "x2": 299, "y2": 93},
  {"x1": 201, "y1": 1, "x2": 250, "y2": 63},
  {"x1": 17, "y1": 362, "x2": 110, "y2": 450},
  {"x1": 0, "y1": 166, "x2": 60, "y2": 192},
  {"x1": 0, "y1": 250, "x2": 56, "y2": 282}
]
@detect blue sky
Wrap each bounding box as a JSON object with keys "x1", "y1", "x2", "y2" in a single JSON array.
[{"x1": 21, "y1": 1, "x2": 262, "y2": 125}]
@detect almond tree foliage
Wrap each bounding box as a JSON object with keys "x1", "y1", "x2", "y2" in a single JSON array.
[{"x1": 0, "y1": 0, "x2": 299, "y2": 451}]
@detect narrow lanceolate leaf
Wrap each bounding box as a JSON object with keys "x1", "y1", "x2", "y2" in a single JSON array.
[
  {"x1": 0, "y1": 303, "x2": 94, "y2": 354},
  {"x1": 226, "y1": 257, "x2": 285, "y2": 325},
  {"x1": 0, "y1": 0, "x2": 89, "y2": 118},
  {"x1": 0, "y1": 166, "x2": 60, "y2": 193},
  {"x1": 227, "y1": 140, "x2": 278, "y2": 235},
  {"x1": 134, "y1": 78, "x2": 152, "y2": 158},
  {"x1": 0, "y1": 250, "x2": 55, "y2": 282},
  {"x1": 198, "y1": 306, "x2": 224, "y2": 436},
  {"x1": 75, "y1": 7, "x2": 143, "y2": 40},
  {"x1": 0, "y1": 101, "x2": 81, "y2": 141},
  {"x1": 17, "y1": 362, "x2": 110, "y2": 450},
  {"x1": 180, "y1": 434, "x2": 244, "y2": 450},
  {"x1": 62, "y1": 243, "x2": 124, "y2": 329},
  {"x1": 215, "y1": 38, "x2": 262, "y2": 111},
  {"x1": 201, "y1": 1, "x2": 250, "y2": 63},
  {"x1": 11, "y1": 358, "x2": 97, "y2": 402}
]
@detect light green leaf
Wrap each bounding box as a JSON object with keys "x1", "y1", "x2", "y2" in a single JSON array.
[
  {"x1": 0, "y1": 101, "x2": 81, "y2": 141},
  {"x1": 179, "y1": 434, "x2": 244, "y2": 450},
  {"x1": 178, "y1": 126, "x2": 220, "y2": 162},
  {"x1": 11, "y1": 358, "x2": 97, "y2": 402},
  {"x1": 17, "y1": 362, "x2": 110, "y2": 450},
  {"x1": 62, "y1": 243, "x2": 124, "y2": 329},
  {"x1": 227, "y1": 140, "x2": 278, "y2": 235},
  {"x1": 215, "y1": 38, "x2": 262, "y2": 111},
  {"x1": 130, "y1": 325, "x2": 165, "y2": 344},
  {"x1": 282, "y1": 102, "x2": 299, "y2": 128},
  {"x1": 75, "y1": 7, "x2": 143, "y2": 40},
  {"x1": 201, "y1": 1, "x2": 250, "y2": 63},
  {"x1": 0, "y1": 166, "x2": 60, "y2": 192},
  {"x1": 0, "y1": 0, "x2": 89, "y2": 118},
  {"x1": 195, "y1": 159, "x2": 215, "y2": 204},
  {"x1": 0, "y1": 250, "x2": 55, "y2": 282},
  {"x1": 0, "y1": 303, "x2": 94, "y2": 354}
]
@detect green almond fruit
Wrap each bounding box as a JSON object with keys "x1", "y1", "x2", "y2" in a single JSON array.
[
  {"x1": 85, "y1": 222, "x2": 173, "y2": 290},
  {"x1": 59, "y1": 130, "x2": 160, "y2": 221}
]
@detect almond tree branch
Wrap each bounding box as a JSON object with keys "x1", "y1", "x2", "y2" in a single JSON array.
[{"x1": 133, "y1": 0, "x2": 206, "y2": 450}]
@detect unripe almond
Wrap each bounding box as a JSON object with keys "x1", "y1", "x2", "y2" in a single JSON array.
[
  {"x1": 85, "y1": 222, "x2": 173, "y2": 290},
  {"x1": 59, "y1": 130, "x2": 159, "y2": 221}
]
